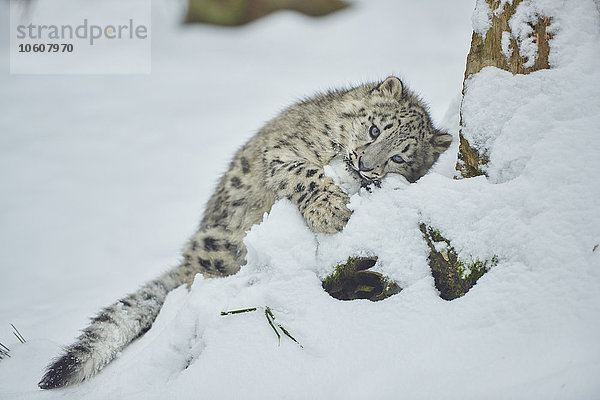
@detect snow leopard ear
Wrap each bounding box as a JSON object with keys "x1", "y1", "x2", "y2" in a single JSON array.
[
  {"x1": 376, "y1": 76, "x2": 403, "y2": 100},
  {"x1": 429, "y1": 130, "x2": 453, "y2": 153}
]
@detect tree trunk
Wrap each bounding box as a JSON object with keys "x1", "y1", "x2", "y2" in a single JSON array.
[
  {"x1": 421, "y1": 0, "x2": 553, "y2": 299},
  {"x1": 456, "y1": 0, "x2": 553, "y2": 178}
]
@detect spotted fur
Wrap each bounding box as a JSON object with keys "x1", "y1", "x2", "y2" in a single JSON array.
[{"x1": 39, "y1": 77, "x2": 452, "y2": 389}]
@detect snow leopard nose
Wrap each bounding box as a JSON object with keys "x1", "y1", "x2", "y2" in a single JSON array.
[{"x1": 358, "y1": 157, "x2": 374, "y2": 172}]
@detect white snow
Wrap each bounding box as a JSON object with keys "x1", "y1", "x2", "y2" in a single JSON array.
[
  {"x1": 1, "y1": 0, "x2": 600, "y2": 399},
  {"x1": 501, "y1": 30, "x2": 513, "y2": 59},
  {"x1": 472, "y1": 0, "x2": 493, "y2": 37},
  {"x1": 493, "y1": 0, "x2": 514, "y2": 16},
  {"x1": 323, "y1": 156, "x2": 362, "y2": 196},
  {"x1": 508, "y1": 0, "x2": 543, "y2": 68}
]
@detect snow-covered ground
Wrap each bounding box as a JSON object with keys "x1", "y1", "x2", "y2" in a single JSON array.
[{"x1": 1, "y1": 0, "x2": 600, "y2": 398}]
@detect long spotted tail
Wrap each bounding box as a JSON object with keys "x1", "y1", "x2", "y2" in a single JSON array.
[{"x1": 38, "y1": 267, "x2": 188, "y2": 389}]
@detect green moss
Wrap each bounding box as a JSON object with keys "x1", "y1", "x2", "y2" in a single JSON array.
[
  {"x1": 455, "y1": 255, "x2": 498, "y2": 288},
  {"x1": 322, "y1": 256, "x2": 401, "y2": 301},
  {"x1": 355, "y1": 285, "x2": 376, "y2": 293},
  {"x1": 420, "y1": 224, "x2": 498, "y2": 300},
  {"x1": 428, "y1": 228, "x2": 445, "y2": 243},
  {"x1": 323, "y1": 256, "x2": 359, "y2": 288}
]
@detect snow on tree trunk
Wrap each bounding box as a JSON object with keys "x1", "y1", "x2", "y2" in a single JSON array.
[
  {"x1": 456, "y1": 0, "x2": 553, "y2": 178},
  {"x1": 421, "y1": 0, "x2": 556, "y2": 299}
]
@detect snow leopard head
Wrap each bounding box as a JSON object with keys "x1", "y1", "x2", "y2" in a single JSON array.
[{"x1": 343, "y1": 77, "x2": 452, "y2": 184}]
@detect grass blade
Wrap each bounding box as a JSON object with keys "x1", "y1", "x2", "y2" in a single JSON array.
[
  {"x1": 277, "y1": 324, "x2": 303, "y2": 348},
  {"x1": 11, "y1": 324, "x2": 26, "y2": 343},
  {"x1": 0, "y1": 342, "x2": 10, "y2": 359},
  {"x1": 220, "y1": 307, "x2": 257, "y2": 316},
  {"x1": 264, "y1": 307, "x2": 280, "y2": 345}
]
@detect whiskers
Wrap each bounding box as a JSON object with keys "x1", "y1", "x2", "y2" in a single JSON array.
[{"x1": 343, "y1": 155, "x2": 381, "y2": 189}]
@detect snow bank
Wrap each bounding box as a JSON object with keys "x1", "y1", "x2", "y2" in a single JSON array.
[{"x1": 170, "y1": 1, "x2": 600, "y2": 398}]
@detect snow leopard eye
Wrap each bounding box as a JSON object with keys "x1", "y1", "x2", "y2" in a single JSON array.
[
  {"x1": 369, "y1": 124, "x2": 381, "y2": 139},
  {"x1": 390, "y1": 155, "x2": 405, "y2": 164}
]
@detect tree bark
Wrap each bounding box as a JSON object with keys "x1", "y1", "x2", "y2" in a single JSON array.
[{"x1": 456, "y1": 0, "x2": 553, "y2": 178}]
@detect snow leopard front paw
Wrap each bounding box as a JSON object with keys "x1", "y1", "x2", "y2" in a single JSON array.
[{"x1": 303, "y1": 190, "x2": 352, "y2": 234}]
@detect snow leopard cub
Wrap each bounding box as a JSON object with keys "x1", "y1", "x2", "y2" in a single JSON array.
[{"x1": 39, "y1": 77, "x2": 452, "y2": 389}]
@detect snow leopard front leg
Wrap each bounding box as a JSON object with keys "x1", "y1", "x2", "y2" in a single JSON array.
[{"x1": 265, "y1": 156, "x2": 352, "y2": 234}]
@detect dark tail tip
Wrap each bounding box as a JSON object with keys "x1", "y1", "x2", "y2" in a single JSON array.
[{"x1": 38, "y1": 353, "x2": 81, "y2": 390}]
